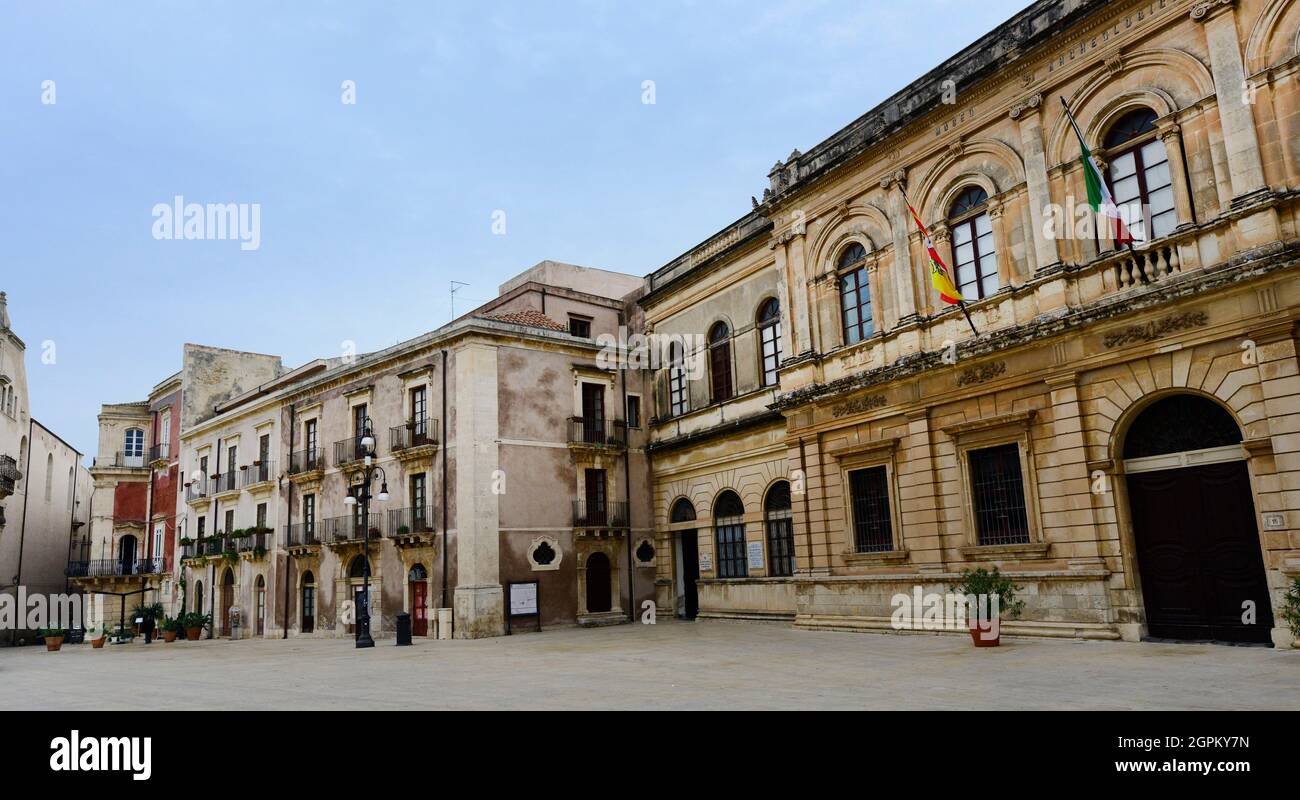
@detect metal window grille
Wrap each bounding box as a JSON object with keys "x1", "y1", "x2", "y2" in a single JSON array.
[
  {"x1": 968, "y1": 443, "x2": 1031, "y2": 545},
  {"x1": 848, "y1": 466, "x2": 893, "y2": 553}
]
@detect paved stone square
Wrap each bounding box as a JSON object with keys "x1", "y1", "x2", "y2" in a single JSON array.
[{"x1": 2, "y1": 622, "x2": 1295, "y2": 710}]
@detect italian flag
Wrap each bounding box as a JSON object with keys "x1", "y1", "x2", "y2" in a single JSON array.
[
  {"x1": 906, "y1": 203, "x2": 964, "y2": 305},
  {"x1": 1062, "y1": 97, "x2": 1134, "y2": 247}
]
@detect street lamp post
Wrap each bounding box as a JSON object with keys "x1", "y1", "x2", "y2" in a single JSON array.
[{"x1": 344, "y1": 418, "x2": 388, "y2": 649}]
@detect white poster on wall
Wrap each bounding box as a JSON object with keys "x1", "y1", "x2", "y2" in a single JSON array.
[
  {"x1": 699, "y1": 552, "x2": 712, "y2": 572},
  {"x1": 747, "y1": 541, "x2": 765, "y2": 570}
]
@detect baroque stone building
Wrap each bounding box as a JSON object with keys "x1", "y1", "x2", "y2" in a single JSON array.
[{"x1": 644, "y1": 0, "x2": 1300, "y2": 646}]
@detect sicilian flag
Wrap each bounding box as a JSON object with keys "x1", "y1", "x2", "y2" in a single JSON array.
[
  {"x1": 1061, "y1": 97, "x2": 1134, "y2": 247},
  {"x1": 906, "y1": 203, "x2": 964, "y2": 306}
]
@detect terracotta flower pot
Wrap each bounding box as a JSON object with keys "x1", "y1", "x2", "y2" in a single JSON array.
[
  {"x1": 185, "y1": 627, "x2": 202, "y2": 641},
  {"x1": 163, "y1": 630, "x2": 177, "y2": 643},
  {"x1": 45, "y1": 636, "x2": 65, "y2": 652},
  {"x1": 968, "y1": 618, "x2": 1000, "y2": 647},
  {"x1": 91, "y1": 637, "x2": 106, "y2": 649}
]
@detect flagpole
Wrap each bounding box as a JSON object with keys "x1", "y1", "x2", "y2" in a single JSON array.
[
  {"x1": 1059, "y1": 95, "x2": 1137, "y2": 255},
  {"x1": 899, "y1": 185, "x2": 980, "y2": 337}
]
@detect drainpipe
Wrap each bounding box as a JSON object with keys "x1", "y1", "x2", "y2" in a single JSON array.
[
  {"x1": 11, "y1": 418, "x2": 33, "y2": 645},
  {"x1": 440, "y1": 349, "x2": 449, "y2": 610},
  {"x1": 283, "y1": 404, "x2": 295, "y2": 639},
  {"x1": 619, "y1": 311, "x2": 634, "y2": 619}
]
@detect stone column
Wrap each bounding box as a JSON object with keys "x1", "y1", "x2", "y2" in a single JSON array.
[
  {"x1": 1011, "y1": 94, "x2": 1060, "y2": 272},
  {"x1": 1193, "y1": 0, "x2": 1267, "y2": 202},
  {"x1": 452, "y1": 340, "x2": 505, "y2": 638},
  {"x1": 880, "y1": 172, "x2": 918, "y2": 325},
  {"x1": 1156, "y1": 121, "x2": 1196, "y2": 227}
]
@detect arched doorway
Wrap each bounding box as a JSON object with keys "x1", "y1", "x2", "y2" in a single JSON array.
[
  {"x1": 220, "y1": 568, "x2": 235, "y2": 637},
  {"x1": 408, "y1": 564, "x2": 429, "y2": 636},
  {"x1": 194, "y1": 580, "x2": 204, "y2": 614},
  {"x1": 118, "y1": 534, "x2": 138, "y2": 575},
  {"x1": 254, "y1": 575, "x2": 266, "y2": 636},
  {"x1": 670, "y1": 498, "x2": 698, "y2": 620},
  {"x1": 1123, "y1": 394, "x2": 1273, "y2": 643},
  {"x1": 301, "y1": 571, "x2": 316, "y2": 633},
  {"x1": 585, "y1": 552, "x2": 612, "y2": 613}
]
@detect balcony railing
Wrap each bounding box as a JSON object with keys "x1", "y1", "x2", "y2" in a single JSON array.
[
  {"x1": 387, "y1": 505, "x2": 435, "y2": 535},
  {"x1": 209, "y1": 472, "x2": 238, "y2": 495},
  {"x1": 286, "y1": 522, "x2": 320, "y2": 547},
  {"x1": 0, "y1": 454, "x2": 19, "y2": 497},
  {"x1": 235, "y1": 530, "x2": 271, "y2": 553},
  {"x1": 572, "y1": 499, "x2": 629, "y2": 528},
  {"x1": 186, "y1": 481, "x2": 207, "y2": 502},
  {"x1": 333, "y1": 438, "x2": 369, "y2": 467},
  {"x1": 288, "y1": 448, "x2": 326, "y2": 475},
  {"x1": 148, "y1": 442, "x2": 170, "y2": 464},
  {"x1": 390, "y1": 418, "x2": 438, "y2": 451},
  {"x1": 65, "y1": 557, "x2": 165, "y2": 578},
  {"x1": 180, "y1": 541, "x2": 199, "y2": 560},
  {"x1": 240, "y1": 461, "x2": 275, "y2": 488},
  {"x1": 323, "y1": 513, "x2": 384, "y2": 543},
  {"x1": 110, "y1": 451, "x2": 148, "y2": 469},
  {"x1": 568, "y1": 417, "x2": 627, "y2": 448},
  {"x1": 201, "y1": 536, "x2": 228, "y2": 556}
]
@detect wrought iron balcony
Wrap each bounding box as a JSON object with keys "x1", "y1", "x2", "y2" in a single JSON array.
[
  {"x1": 286, "y1": 522, "x2": 321, "y2": 547},
  {"x1": 148, "y1": 442, "x2": 170, "y2": 465},
  {"x1": 180, "y1": 541, "x2": 199, "y2": 560},
  {"x1": 0, "y1": 454, "x2": 19, "y2": 498},
  {"x1": 387, "y1": 505, "x2": 435, "y2": 535},
  {"x1": 109, "y1": 451, "x2": 148, "y2": 469},
  {"x1": 568, "y1": 417, "x2": 627, "y2": 449},
  {"x1": 240, "y1": 461, "x2": 275, "y2": 488},
  {"x1": 390, "y1": 418, "x2": 437, "y2": 452},
  {"x1": 209, "y1": 472, "x2": 238, "y2": 495},
  {"x1": 185, "y1": 481, "x2": 207, "y2": 502},
  {"x1": 323, "y1": 513, "x2": 384, "y2": 543},
  {"x1": 65, "y1": 557, "x2": 165, "y2": 578},
  {"x1": 572, "y1": 499, "x2": 629, "y2": 528},
  {"x1": 333, "y1": 438, "x2": 370, "y2": 467},
  {"x1": 201, "y1": 536, "x2": 227, "y2": 556},
  {"x1": 235, "y1": 529, "x2": 271, "y2": 553},
  {"x1": 288, "y1": 448, "x2": 326, "y2": 475}
]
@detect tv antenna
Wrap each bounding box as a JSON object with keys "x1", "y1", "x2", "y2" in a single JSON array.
[{"x1": 450, "y1": 281, "x2": 470, "y2": 320}]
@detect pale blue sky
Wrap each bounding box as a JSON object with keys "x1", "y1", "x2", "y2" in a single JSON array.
[{"x1": 0, "y1": 0, "x2": 1026, "y2": 458}]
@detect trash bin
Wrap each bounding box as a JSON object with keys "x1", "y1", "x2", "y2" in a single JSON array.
[{"x1": 395, "y1": 612, "x2": 412, "y2": 646}]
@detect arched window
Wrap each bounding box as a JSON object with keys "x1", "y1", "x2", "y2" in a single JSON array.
[
  {"x1": 123, "y1": 427, "x2": 145, "y2": 467},
  {"x1": 668, "y1": 341, "x2": 688, "y2": 418},
  {"x1": 301, "y1": 571, "x2": 316, "y2": 633},
  {"x1": 837, "y1": 242, "x2": 873, "y2": 345},
  {"x1": 757, "y1": 299, "x2": 782, "y2": 387},
  {"x1": 194, "y1": 580, "x2": 204, "y2": 614},
  {"x1": 1104, "y1": 108, "x2": 1175, "y2": 244},
  {"x1": 713, "y1": 490, "x2": 746, "y2": 578},
  {"x1": 1123, "y1": 395, "x2": 1240, "y2": 460},
  {"x1": 708, "y1": 322, "x2": 732, "y2": 403},
  {"x1": 948, "y1": 186, "x2": 999, "y2": 300},
  {"x1": 764, "y1": 481, "x2": 794, "y2": 577},
  {"x1": 670, "y1": 498, "x2": 696, "y2": 523},
  {"x1": 44, "y1": 453, "x2": 53, "y2": 501},
  {"x1": 349, "y1": 555, "x2": 370, "y2": 579}
]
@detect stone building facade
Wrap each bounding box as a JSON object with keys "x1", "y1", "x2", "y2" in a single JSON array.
[{"x1": 642, "y1": 0, "x2": 1300, "y2": 646}]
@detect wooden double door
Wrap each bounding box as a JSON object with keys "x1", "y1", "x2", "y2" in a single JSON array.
[{"x1": 1127, "y1": 460, "x2": 1273, "y2": 644}]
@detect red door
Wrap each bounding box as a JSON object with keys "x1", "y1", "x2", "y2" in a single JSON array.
[{"x1": 411, "y1": 581, "x2": 428, "y2": 636}]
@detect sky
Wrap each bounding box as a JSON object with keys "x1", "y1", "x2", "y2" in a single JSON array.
[{"x1": 0, "y1": 0, "x2": 1027, "y2": 460}]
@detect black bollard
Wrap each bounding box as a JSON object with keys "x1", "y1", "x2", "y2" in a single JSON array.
[{"x1": 395, "y1": 612, "x2": 411, "y2": 646}]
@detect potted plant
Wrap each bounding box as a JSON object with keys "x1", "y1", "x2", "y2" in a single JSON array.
[
  {"x1": 1281, "y1": 576, "x2": 1300, "y2": 648},
  {"x1": 182, "y1": 612, "x2": 210, "y2": 641},
  {"x1": 89, "y1": 624, "x2": 109, "y2": 648},
  {"x1": 40, "y1": 628, "x2": 67, "y2": 651},
  {"x1": 396, "y1": 525, "x2": 411, "y2": 536},
  {"x1": 950, "y1": 567, "x2": 1024, "y2": 647}
]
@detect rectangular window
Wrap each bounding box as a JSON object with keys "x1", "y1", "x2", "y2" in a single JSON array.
[
  {"x1": 568, "y1": 315, "x2": 592, "y2": 338},
  {"x1": 968, "y1": 443, "x2": 1031, "y2": 546},
  {"x1": 303, "y1": 494, "x2": 316, "y2": 536},
  {"x1": 669, "y1": 361, "x2": 687, "y2": 418},
  {"x1": 584, "y1": 468, "x2": 606, "y2": 524},
  {"x1": 840, "y1": 266, "x2": 874, "y2": 345},
  {"x1": 626, "y1": 395, "x2": 641, "y2": 429},
  {"x1": 199, "y1": 455, "x2": 208, "y2": 480},
  {"x1": 353, "y1": 404, "x2": 368, "y2": 438},
  {"x1": 224, "y1": 509, "x2": 235, "y2": 536},
  {"x1": 196, "y1": 517, "x2": 205, "y2": 540},
  {"x1": 258, "y1": 434, "x2": 270, "y2": 463},
  {"x1": 714, "y1": 518, "x2": 748, "y2": 579},
  {"x1": 304, "y1": 419, "x2": 318, "y2": 454},
  {"x1": 848, "y1": 466, "x2": 894, "y2": 553},
  {"x1": 410, "y1": 386, "x2": 427, "y2": 425},
  {"x1": 256, "y1": 502, "x2": 267, "y2": 530},
  {"x1": 410, "y1": 473, "x2": 427, "y2": 530}
]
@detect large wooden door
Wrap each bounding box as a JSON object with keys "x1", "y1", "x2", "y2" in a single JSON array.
[
  {"x1": 220, "y1": 570, "x2": 235, "y2": 636},
  {"x1": 1127, "y1": 460, "x2": 1273, "y2": 643},
  {"x1": 586, "y1": 552, "x2": 612, "y2": 613},
  {"x1": 411, "y1": 580, "x2": 429, "y2": 636}
]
